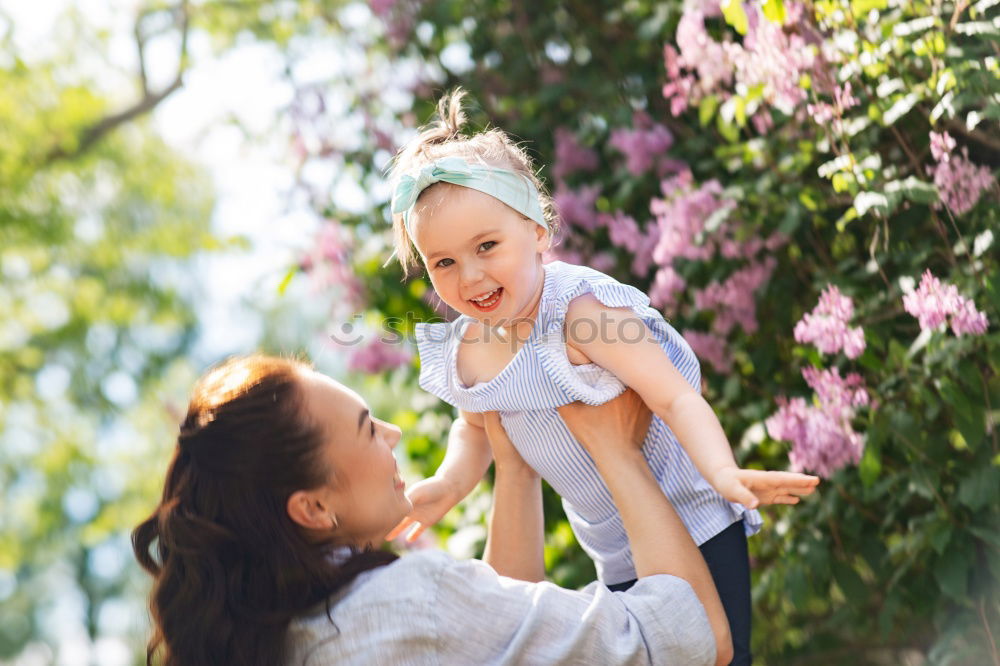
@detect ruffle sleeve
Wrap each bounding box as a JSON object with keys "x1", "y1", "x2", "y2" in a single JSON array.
[
  {"x1": 414, "y1": 321, "x2": 459, "y2": 406},
  {"x1": 535, "y1": 263, "x2": 694, "y2": 406}
]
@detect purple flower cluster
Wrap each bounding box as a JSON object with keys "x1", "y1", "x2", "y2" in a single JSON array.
[
  {"x1": 553, "y1": 183, "x2": 602, "y2": 232},
  {"x1": 927, "y1": 131, "x2": 994, "y2": 216},
  {"x1": 602, "y1": 210, "x2": 660, "y2": 276},
  {"x1": 608, "y1": 112, "x2": 675, "y2": 176},
  {"x1": 766, "y1": 367, "x2": 870, "y2": 478},
  {"x1": 683, "y1": 329, "x2": 732, "y2": 373},
  {"x1": 793, "y1": 285, "x2": 866, "y2": 358},
  {"x1": 301, "y1": 222, "x2": 364, "y2": 307},
  {"x1": 805, "y1": 83, "x2": 860, "y2": 134},
  {"x1": 348, "y1": 337, "x2": 412, "y2": 374},
  {"x1": 553, "y1": 127, "x2": 599, "y2": 181},
  {"x1": 662, "y1": 1, "x2": 818, "y2": 118},
  {"x1": 643, "y1": 169, "x2": 785, "y2": 360},
  {"x1": 694, "y1": 258, "x2": 777, "y2": 335},
  {"x1": 902, "y1": 270, "x2": 988, "y2": 336}
]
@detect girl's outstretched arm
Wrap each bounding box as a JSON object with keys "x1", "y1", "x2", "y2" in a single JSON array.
[
  {"x1": 563, "y1": 294, "x2": 818, "y2": 507},
  {"x1": 387, "y1": 410, "x2": 493, "y2": 542}
]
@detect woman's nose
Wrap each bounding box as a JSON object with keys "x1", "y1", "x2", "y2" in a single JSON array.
[{"x1": 383, "y1": 421, "x2": 402, "y2": 448}]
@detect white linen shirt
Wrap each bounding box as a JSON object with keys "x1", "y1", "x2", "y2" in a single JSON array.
[{"x1": 285, "y1": 549, "x2": 715, "y2": 665}]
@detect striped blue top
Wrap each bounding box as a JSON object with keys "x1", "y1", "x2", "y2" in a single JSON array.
[{"x1": 414, "y1": 261, "x2": 762, "y2": 584}]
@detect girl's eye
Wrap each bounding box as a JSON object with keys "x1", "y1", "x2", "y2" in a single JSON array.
[
  {"x1": 370, "y1": 419, "x2": 376, "y2": 437},
  {"x1": 479, "y1": 241, "x2": 496, "y2": 252},
  {"x1": 436, "y1": 258, "x2": 454, "y2": 268}
]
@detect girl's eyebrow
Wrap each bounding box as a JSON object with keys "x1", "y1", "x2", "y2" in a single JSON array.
[{"x1": 426, "y1": 230, "x2": 499, "y2": 261}]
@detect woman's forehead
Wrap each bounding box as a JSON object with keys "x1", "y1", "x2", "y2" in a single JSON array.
[{"x1": 299, "y1": 371, "x2": 366, "y2": 432}]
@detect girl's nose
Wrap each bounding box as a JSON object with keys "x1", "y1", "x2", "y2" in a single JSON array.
[{"x1": 459, "y1": 261, "x2": 484, "y2": 289}]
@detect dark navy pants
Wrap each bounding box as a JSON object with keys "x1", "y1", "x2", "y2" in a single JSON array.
[{"x1": 607, "y1": 519, "x2": 751, "y2": 665}]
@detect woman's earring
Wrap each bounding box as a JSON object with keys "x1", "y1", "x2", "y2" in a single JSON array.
[{"x1": 328, "y1": 513, "x2": 339, "y2": 530}]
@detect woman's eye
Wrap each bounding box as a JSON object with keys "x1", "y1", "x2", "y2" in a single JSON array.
[
  {"x1": 479, "y1": 241, "x2": 496, "y2": 252},
  {"x1": 436, "y1": 258, "x2": 454, "y2": 268},
  {"x1": 370, "y1": 419, "x2": 376, "y2": 437}
]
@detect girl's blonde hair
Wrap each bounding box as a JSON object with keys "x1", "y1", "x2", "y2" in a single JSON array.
[{"x1": 386, "y1": 88, "x2": 559, "y2": 276}]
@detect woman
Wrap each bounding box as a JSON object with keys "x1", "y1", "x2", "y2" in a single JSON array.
[{"x1": 133, "y1": 355, "x2": 809, "y2": 664}]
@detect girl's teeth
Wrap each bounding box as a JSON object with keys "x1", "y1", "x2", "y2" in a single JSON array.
[{"x1": 472, "y1": 289, "x2": 501, "y2": 306}]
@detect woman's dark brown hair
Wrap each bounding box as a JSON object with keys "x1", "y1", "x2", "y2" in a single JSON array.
[{"x1": 132, "y1": 355, "x2": 395, "y2": 665}]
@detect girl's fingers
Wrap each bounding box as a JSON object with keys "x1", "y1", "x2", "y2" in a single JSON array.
[
  {"x1": 386, "y1": 517, "x2": 414, "y2": 541},
  {"x1": 405, "y1": 522, "x2": 426, "y2": 543}
]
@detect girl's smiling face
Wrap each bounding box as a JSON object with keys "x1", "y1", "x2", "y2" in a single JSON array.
[{"x1": 411, "y1": 185, "x2": 550, "y2": 327}]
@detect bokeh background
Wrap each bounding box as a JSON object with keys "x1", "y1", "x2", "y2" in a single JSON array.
[{"x1": 1, "y1": 0, "x2": 998, "y2": 663}]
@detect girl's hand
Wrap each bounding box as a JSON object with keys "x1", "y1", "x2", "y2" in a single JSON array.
[
  {"x1": 385, "y1": 476, "x2": 461, "y2": 543},
  {"x1": 556, "y1": 389, "x2": 653, "y2": 461},
  {"x1": 711, "y1": 467, "x2": 820, "y2": 509},
  {"x1": 482, "y1": 412, "x2": 536, "y2": 476}
]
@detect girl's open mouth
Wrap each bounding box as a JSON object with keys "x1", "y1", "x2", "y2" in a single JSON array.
[{"x1": 469, "y1": 287, "x2": 503, "y2": 312}]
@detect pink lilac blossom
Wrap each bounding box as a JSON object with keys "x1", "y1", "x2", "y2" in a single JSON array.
[
  {"x1": 766, "y1": 367, "x2": 870, "y2": 478},
  {"x1": 542, "y1": 246, "x2": 585, "y2": 266},
  {"x1": 675, "y1": 9, "x2": 737, "y2": 94},
  {"x1": 805, "y1": 83, "x2": 858, "y2": 133},
  {"x1": 651, "y1": 178, "x2": 728, "y2": 263},
  {"x1": 693, "y1": 258, "x2": 776, "y2": 335},
  {"x1": 649, "y1": 265, "x2": 687, "y2": 311},
  {"x1": 737, "y1": 7, "x2": 815, "y2": 114},
  {"x1": 553, "y1": 128, "x2": 599, "y2": 180},
  {"x1": 661, "y1": 45, "x2": 697, "y2": 116},
  {"x1": 348, "y1": 337, "x2": 412, "y2": 374},
  {"x1": 302, "y1": 222, "x2": 364, "y2": 306},
  {"x1": 608, "y1": 113, "x2": 674, "y2": 176},
  {"x1": 683, "y1": 330, "x2": 732, "y2": 373},
  {"x1": 793, "y1": 285, "x2": 866, "y2": 358},
  {"x1": 368, "y1": 0, "x2": 395, "y2": 17},
  {"x1": 902, "y1": 270, "x2": 989, "y2": 336},
  {"x1": 553, "y1": 183, "x2": 602, "y2": 232},
  {"x1": 587, "y1": 251, "x2": 617, "y2": 274},
  {"x1": 927, "y1": 135, "x2": 994, "y2": 216},
  {"x1": 929, "y1": 131, "x2": 956, "y2": 162},
  {"x1": 601, "y1": 210, "x2": 659, "y2": 276}
]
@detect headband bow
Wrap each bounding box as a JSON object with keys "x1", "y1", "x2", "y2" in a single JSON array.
[{"x1": 390, "y1": 156, "x2": 547, "y2": 237}]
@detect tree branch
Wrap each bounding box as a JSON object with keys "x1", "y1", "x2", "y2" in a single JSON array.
[{"x1": 47, "y1": 0, "x2": 190, "y2": 163}]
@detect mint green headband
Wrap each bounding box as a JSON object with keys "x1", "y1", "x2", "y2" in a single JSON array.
[{"x1": 390, "y1": 156, "x2": 547, "y2": 237}]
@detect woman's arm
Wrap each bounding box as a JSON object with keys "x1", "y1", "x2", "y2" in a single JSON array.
[
  {"x1": 481, "y1": 412, "x2": 544, "y2": 582},
  {"x1": 558, "y1": 390, "x2": 734, "y2": 666}
]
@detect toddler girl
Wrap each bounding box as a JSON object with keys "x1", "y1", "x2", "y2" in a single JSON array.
[{"x1": 384, "y1": 90, "x2": 818, "y2": 665}]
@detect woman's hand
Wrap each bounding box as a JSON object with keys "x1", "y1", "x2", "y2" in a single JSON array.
[
  {"x1": 482, "y1": 412, "x2": 537, "y2": 477},
  {"x1": 557, "y1": 389, "x2": 653, "y2": 461}
]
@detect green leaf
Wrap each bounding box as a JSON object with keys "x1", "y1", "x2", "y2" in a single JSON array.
[
  {"x1": 716, "y1": 111, "x2": 740, "y2": 142},
  {"x1": 832, "y1": 560, "x2": 866, "y2": 599},
  {"x1": 859, "y1": 444, "x2": 881, "y2": 487},
  {"x1": 276, "y1": 264, "x2": 297, "y2": 295},
  {"x1": 934, "y1": 548, "x2": 970, "y2": 601},
  {"x1": 761, "y1": 0, "x2": 787, "y2": 23},
  {"x1": 721, "y1": 0, "x2": 749, "y2": 35},
  {"x1": 854, "y1": 191, "x2": 890, "y2": 217},
  {"x1": 884, "y1": 177, "x2": 938, "y2": 204},
  {"x1": 699, "y1": 95, "x2": 719, "y2": 127},
  {"x1": 957, "y1": 465, "x2": 999, "y2": 509},
  {"x1": 851, "y1": 0, "x2": 887, "y2": 13}
]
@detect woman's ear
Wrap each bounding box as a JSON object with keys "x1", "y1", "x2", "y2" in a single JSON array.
[{"x1": 287, "y1": 490, "x2": 336, "y2": 531}]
